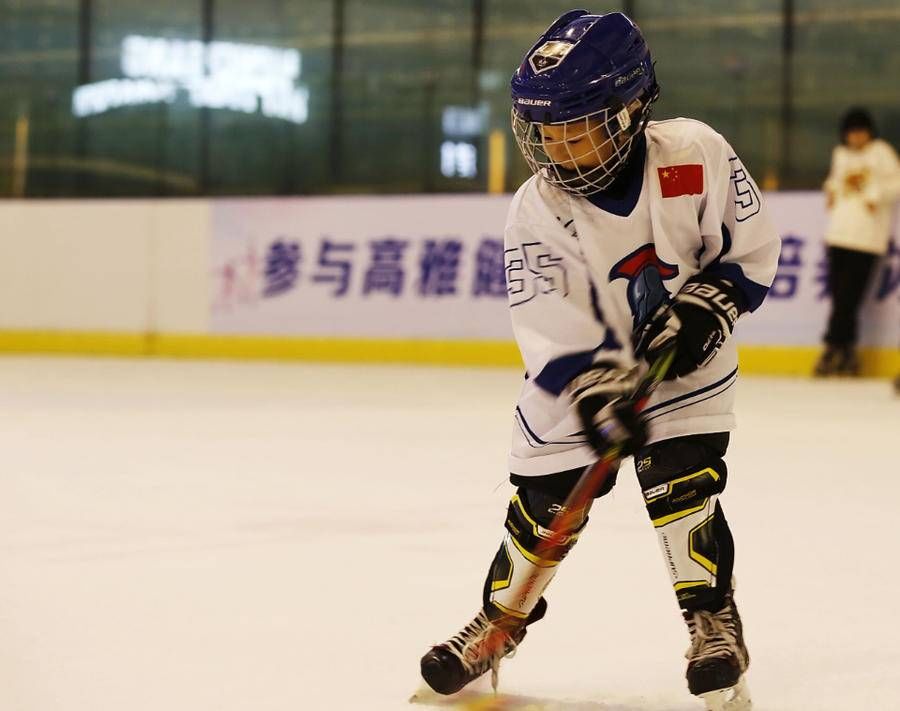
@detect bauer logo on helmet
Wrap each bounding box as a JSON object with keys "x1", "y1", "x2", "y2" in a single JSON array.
[
  {"x1": 516, "y1": 98, "x2": 552, "y2": 107},
  {"x1": 528, "y1": 40, "x2": 576, "y2": 74},
  {"x1": 614, "y1": 65, "x2": 645, "y2": 87}
]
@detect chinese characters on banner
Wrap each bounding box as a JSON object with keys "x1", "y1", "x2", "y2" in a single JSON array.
[
  {"x1": 214, "y1": 235, "x2": 505, "y2": 306},
  {"x1": 770, "y1": 234, "x2": 899, "y2": 303},
  {"x1": 210, "y1": 196, "x2": 516, "y2": 340}
]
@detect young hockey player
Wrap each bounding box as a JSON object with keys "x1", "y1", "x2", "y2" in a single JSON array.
[{"x1": 420, "y1": 11, "x2": 780, "y2": 711}]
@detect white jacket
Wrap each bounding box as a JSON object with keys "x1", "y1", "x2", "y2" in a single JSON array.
[
  {"x1": 504, "y1": 119, "x2": 780, "y2": 476},
  {"x1": 823, "y1": 139, "x2": 900, "y2": 255}
]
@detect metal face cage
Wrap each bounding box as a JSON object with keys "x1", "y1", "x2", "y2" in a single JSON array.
[{"x1": 511, "y1": 99, "x2": 649, "y2": 197}]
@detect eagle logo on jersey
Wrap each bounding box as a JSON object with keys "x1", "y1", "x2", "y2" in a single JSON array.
[
  {"x1": 528, "y1": 40, "x2": 576, "y2": 74},
  {"x1": 609, "y1": 245, "x2": 679, "y2": 328}
]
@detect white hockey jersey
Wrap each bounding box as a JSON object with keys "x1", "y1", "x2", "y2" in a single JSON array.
[{"x1": 505, "y1": 118, "x2": 781, "y2": 477}]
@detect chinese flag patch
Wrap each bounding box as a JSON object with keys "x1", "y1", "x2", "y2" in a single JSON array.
[{"x1": 657, "y1": 164, "x2": 704, "y2": 198}]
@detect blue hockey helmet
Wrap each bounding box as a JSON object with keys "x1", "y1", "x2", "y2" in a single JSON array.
[{"x1": 511, "y1": 10, "x2": 660, "y2": 196}]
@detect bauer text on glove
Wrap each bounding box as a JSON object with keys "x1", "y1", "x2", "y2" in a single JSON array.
[{"x1": 633, "y1": 275, "x2": 746, "y2": 380}]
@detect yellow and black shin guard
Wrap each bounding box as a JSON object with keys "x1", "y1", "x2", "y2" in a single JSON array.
[
  {"x1": 483, "y1": 488, "x2": 590, "y2": 621},
  {"x1": 638, "y1": 437, "x2": 734, "y2": 611}
]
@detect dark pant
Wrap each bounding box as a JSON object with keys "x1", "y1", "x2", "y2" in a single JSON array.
[{"x1": 825, "y1": 246, "x2": 878, "y2": 347}]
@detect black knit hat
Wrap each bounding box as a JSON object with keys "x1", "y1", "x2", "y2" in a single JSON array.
[{"x1": 840, "y1": 107, "x2": 877, "y2": 142}]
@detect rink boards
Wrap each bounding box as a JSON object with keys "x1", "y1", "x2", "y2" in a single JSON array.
[{"x1": 0, "y1": 194, "x2": 897, "y2": 376}]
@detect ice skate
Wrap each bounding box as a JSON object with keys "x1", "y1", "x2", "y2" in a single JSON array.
[
  {"x1": 684, "y1": 589, "x2": 751, "y2": 710},
  {"x1": 835, "y1": 345, "x2": 860, "y2": 377},
  {"x1": 813, "y1": 345, "x2": 841, "y2": 376},
  {"x1": 419, "y1": 598, "x2": 547, "y2": 696}
]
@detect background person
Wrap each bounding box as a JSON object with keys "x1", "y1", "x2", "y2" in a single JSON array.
[{"x1": 815, "y1": 108, "x2": 900, "y2": 376}]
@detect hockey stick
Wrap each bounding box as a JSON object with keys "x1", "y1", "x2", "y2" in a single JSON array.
[
  {"x1": 412, "y1": 350, "x2": 676, "y2": 710},
  {"x1": 488, "y1": 349, "x2": 676, "y2": 682}
]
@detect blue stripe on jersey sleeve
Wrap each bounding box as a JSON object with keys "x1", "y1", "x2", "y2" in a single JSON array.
[
  {"x1": 705, "y1": 261, "x2": 770, "y2": 312},
  {"x1": 533, "y1": 329, "x2": 622, "y2": 397},
  {"x1": 704, "y1": 223, "x2": 769, "y2": 312},
  {"x1": 710, "y1": 223, "x2": 733, "y2": 267},
  {"x1": 534, "y1": 349, "x2": 597, "y2": 397}
]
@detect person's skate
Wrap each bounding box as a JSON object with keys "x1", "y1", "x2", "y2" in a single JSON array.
[
  {"x1": 420, "y1": 598, "x2": 547, "y2": 695},
  {"x1": 684, "y1": 588, "x2": 752, "y2": 710},
  {"x1": 813, "y1": 345, "x2": 841, "y2": 376},
  {"x1": 835, "y1": 345, "x2": 860, "y2": 376}
]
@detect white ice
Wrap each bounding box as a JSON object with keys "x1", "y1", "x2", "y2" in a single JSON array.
[{"x1": 0, "y1": 357, "x2": 898, "y2": 711}]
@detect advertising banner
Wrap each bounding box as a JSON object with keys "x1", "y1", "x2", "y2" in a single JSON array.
[
  {"x1": 210, "y1": 196, "x2": 512, "y2": 340},
  {"x1": 211, "y1": 194, "x2": 899, "y2": 347}
]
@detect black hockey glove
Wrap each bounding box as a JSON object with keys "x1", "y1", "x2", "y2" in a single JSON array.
[
  {"x1": 567, "y1": 363, "x2": 648, "y2": 457},
  {"x1": 633, "y1": 274, "x2": 745, "y2": 380}
]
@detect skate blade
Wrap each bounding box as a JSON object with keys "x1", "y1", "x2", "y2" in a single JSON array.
[{"x1": 700, "y1": 676, "x2": 752, "y2": 711}]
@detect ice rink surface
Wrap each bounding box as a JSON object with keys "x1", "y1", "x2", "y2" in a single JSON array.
[{"x1": 0, "y1": 356, "x2": 897, "y2": 711}]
